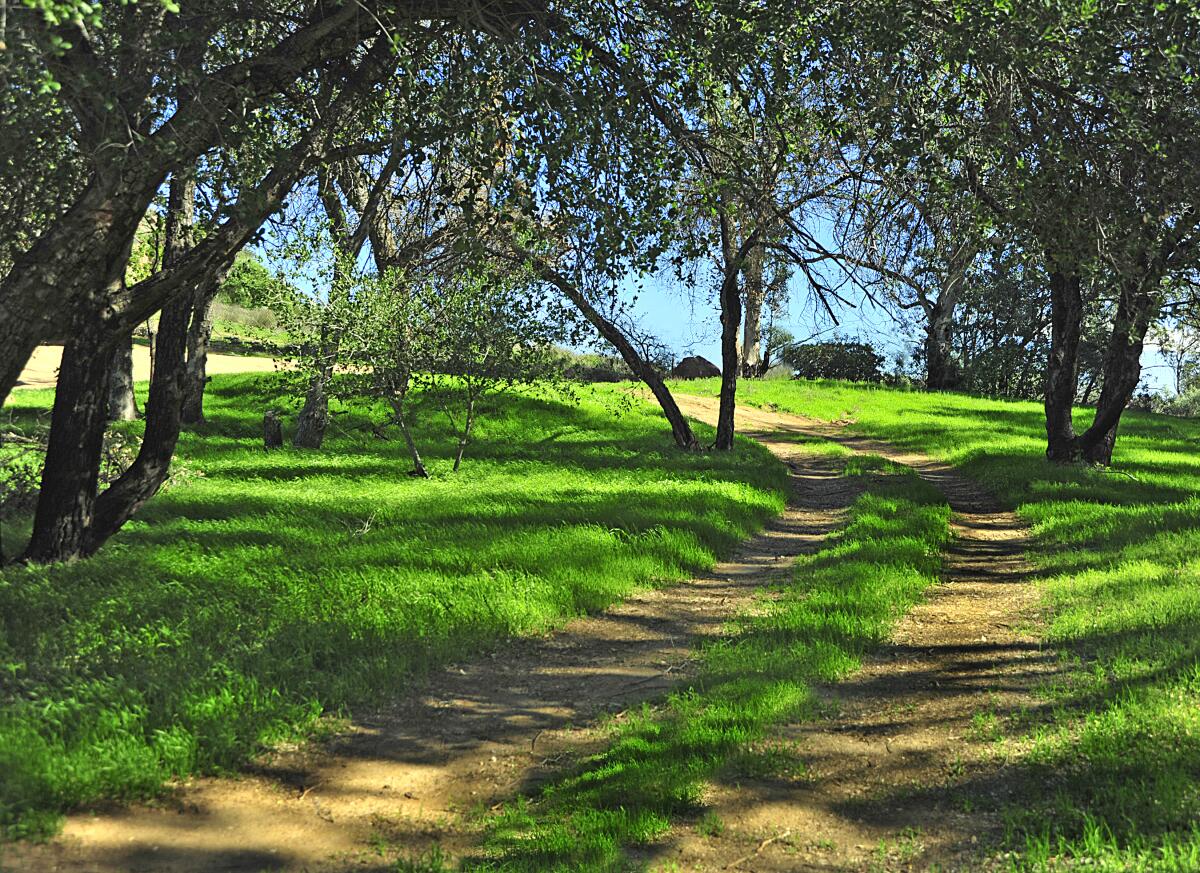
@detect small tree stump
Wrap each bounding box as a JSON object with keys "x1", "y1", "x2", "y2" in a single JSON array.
[{"x1": 263, "y1": 410, "x2": 283, "y2": 450}]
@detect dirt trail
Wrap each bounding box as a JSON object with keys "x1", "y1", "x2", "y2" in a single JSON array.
[
  {"x1": 6, "y1": 396, "x2": 1051, "y2": 872},
  {"x1": 12, "y1": 345, "x2": 278, "y2": 393}
]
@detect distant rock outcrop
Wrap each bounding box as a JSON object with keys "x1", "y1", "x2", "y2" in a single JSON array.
[{"x1": 671, "y1": 355, "x2": 721, "y2": 379}]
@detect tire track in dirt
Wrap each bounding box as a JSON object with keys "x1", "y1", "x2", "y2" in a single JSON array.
[
  {"x1": 5, "y1": 426, "x2": 860, "y2": 872},
  {"x1": 664, "y1": 393, "x2": 1058, "y2": 872}
]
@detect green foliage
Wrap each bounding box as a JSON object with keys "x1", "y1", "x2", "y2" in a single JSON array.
[
  {"x1": 218, "y1": 252, "x2": 283, "y2": 309},
  {"x1": 0, "y1": 374, "x2": 786, "y2": 838},
  {"x1": 473, "y1": 461, "x2": 949, "y2": 870},
  {"x1": 781, "y1": 340, "x2": 884, "y2": 383},
  {"x1": 677, "y1": 377, "x2": 1200, "y2": 868}
]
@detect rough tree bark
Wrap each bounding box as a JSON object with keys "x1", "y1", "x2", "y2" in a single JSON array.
[
  {"x1": 1075, "y1": 272, "x2": 1163, "y2": 465},
  {"x1": 739, "y1": 245, "x2": 765, "y2": 378},
  {"x1": 180, "y1": 282, "x2": 221, "y2": 425},
  {"x1": 923, "y1": 297, "x2": 958, "y2": 391},
  {"x1": 715, "y1": 266, "x2": 742, "y2": 450},
  {"x1": 22, "y1": 171, "x2": 197, "y2": 563},
  {"x1": 21, "y1": 331, "x2": 115, "y2": 562},
  {"x1": 1044, "y1": 268, "x2": 1085, "y2": 463},
  {"x1": 107, "y1": 337, "x2": 139, "y2": 421},
  {"x1": 715, "y1": 211, "x2": 750, "y2": 451}
]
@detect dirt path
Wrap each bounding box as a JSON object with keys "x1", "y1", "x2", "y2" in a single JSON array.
[
  {"x1": 662, "y1": 394, "x2": 1056, "y2": 871},
  {"x1": 5, "y1": 397, "x2": 1051, "y2": 872},
  {"x1": 12, "y1": 344, "x2": 278, "y2": 392}
]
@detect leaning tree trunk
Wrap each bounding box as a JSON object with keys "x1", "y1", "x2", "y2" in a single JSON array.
[
  {"x1": 1044, "y1": 268, "x2": 1085, "y2": 463},
  {"x1": 22, "y1": 171, "x2": 197, "y2": 563},
  {"x1": 740, "y1": 245, "x2": 765, "y2": 378},
  {"x1": 530, "y1": 258, "x2": 699, "y2": 450},
  {"x1": 180, "y1": 281, "x2": 221, "y2": 424},
  {"x1": 1075, "y1": 274, "x2": 1162, "y2": 465},
  {"x1": 21, "y1": 332, "x2": 115, "y2": 563},
  {"x1": 107, "y1": 336, "x2": 139, "y2": 421},
  {"x1": 86, "y1": 291, "x2": 194, "y2": 552}
]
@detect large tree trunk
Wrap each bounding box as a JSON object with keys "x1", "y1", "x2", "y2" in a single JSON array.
[
  {"x1": 923, "y1": 297, "x2": 958, "y2": 390},
  {"x1": 1044, "y1": 269, "x2": 1084, "y2": 463},
  {"x1": 21, "y1": 332, "x2": 114, "y2": 563},
  {"x1": 715, "y1": 264, "x2": 742, "y2": 451},
  {"x1": 180, "y1": 282, "x2": 221, "y2": 424},
  {"x1": 87, "y1": 291, "x2": 193, "y2": 551},
  {"x1": 740, "y1": 245, "x2": 765, "y2": 377},
  {"x1": 1075, "y1": 274, "x2": 1162, "y2": 465},
  {"x1": 107, "y1": 337, "x2": 139, "y2": 421}
]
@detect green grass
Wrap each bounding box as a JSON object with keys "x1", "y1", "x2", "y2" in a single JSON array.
[
  {"x1": 674, "y1": 377, "x2": 1200, "y2": 871},
  {"x1": 0, "y1": 374, "x2": 787, "y2": 839},
  {"x1": 470, "y1": 460, "x2": 950, "y2": 871}
]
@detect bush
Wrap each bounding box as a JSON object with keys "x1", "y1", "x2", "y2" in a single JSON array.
[{"x1": 782, "y1": 340, "x2": 884, "y2": 383}]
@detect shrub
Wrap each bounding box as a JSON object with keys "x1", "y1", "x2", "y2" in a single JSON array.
[{"x1": 782, "y1": 340, "x2": 884, "y2": 383}]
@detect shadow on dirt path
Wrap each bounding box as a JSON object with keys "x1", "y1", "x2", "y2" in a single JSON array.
[{"x1": 660, "y1": 393, "x2": 1057, "y2": 872}]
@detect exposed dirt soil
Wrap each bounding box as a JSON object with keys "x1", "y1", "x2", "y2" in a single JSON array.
[
  {"x1": 12, "y1": 345, "x2": 279, "y2": 393},
  {"x1": 4, "y1": 395, "x2": 1053, "y2": 873}
]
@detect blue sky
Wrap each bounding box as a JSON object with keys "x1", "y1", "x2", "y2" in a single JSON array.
[{"x1": 623, "y1": 271, "x2": 1174, "y2": 393}]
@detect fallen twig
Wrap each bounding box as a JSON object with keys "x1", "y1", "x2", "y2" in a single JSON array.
[{"x1": 725, "y1": 829, "x2": 791, "y2": 870}]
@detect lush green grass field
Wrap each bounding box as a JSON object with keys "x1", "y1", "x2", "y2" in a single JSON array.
[
  {"x1": 471, "y1": 458, "x2": 950, "y2": 871},
  {"x1": 0, "y1": 375, "x2": 787, "y2": 839},
  {"x1": 674, "y1": 378, "x2": 1200, "y2": 871}
]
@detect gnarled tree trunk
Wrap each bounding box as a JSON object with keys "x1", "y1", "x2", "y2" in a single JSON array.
[
  {"x1": 1075, "y1": 273, "x2": 1162, "y2": 465},
  {"x1": 293, "y1": 355, "x2": 333, "y2": 449},
  {"x1": 22, "y1": 172, "x2": 197, "y2": 563},
  {"x1": 180, "y1": 282, "x2": 221, "y2": 425},
  {"x1": 923, "y1": 297, "x2": 958, "y2": 390},
  {"x1": 1044, "y1": 268, "x2": 1084, "y2": 463}
]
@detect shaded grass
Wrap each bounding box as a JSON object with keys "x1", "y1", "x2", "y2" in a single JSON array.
[
  {"x1": 469, "y1": 460, "x2": 950, "y2": 871},
  {"x1": 0, "y1": 374, "x2": 787, "y2": 839},
  {"x1": 674, "y1": 377, "x2": 1200, "y2": 870}
]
